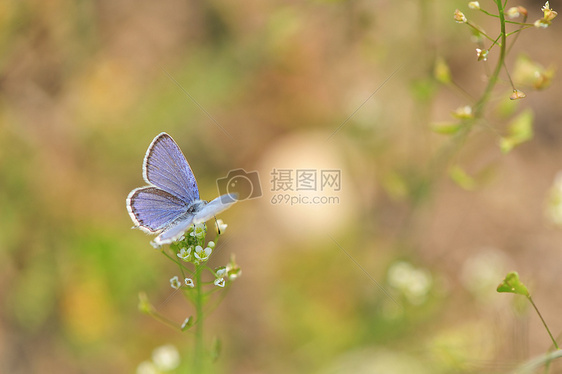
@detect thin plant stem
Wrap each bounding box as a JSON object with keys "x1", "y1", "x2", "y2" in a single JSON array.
[
  {"x1": 528, "y1": 296, "x2": 560, "y2": 350},
  {"x1": 543, "y1": 357, "x2": 551, "y2": 374},
  {"x1": 489, "y1": 33, "x2": 503, "y2": 51},
  {"x1": 506, "y1": 13, "x2": 527, "y2": 54},
  {"x1": 426, "y1": 0, "x2": 509, "y2": 184},
  {"x1": 146, "y1": 309, "x2": 181, "y2": 331},
  {"x1": 161, "y1": 249, "x2": 190, "y2": 271},
  {"x1": 473, "y1": 0, "x2": 506, "y2": 117},
  {"x1": 479, "y1": 8, "x2": 499, "y2": 18},
  {"x1": 503, "y1": 61, "x2": 516, "y2": 90},
  {"x1": 193, "y1": 262, "x2": 206, "y2": 371},
  {"x1": 544, "y1": 333, "x2": 562, "y2": 373},
  {"x1": 512, "y1": 350, "x2": 562, "y2": 374},
  {"x1": 466, "y1": 22, "x2": 498, "y2": 43}
]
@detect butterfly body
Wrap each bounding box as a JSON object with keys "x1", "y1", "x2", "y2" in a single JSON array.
[{"x1": 127, "y1": 133, "x2": 237, "y2": 247}]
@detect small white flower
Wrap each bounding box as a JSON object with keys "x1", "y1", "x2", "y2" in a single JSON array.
[
  {"x1": 170, "y1": 276, "x2": 181, "y2": 290},
  {"x1": 177, "y1": 247, "x2": 192, "y2": 261},
  {"x1": 214, "y1": 277, "x2": 226, "y2": 287},
  {"x1": 181, "y1": 316, "x2": 192, "y2": 330},
  {"x1": 461, "y1": 248, "x2": 509, "y2": 300},
  {"x1": 226, "y1": 256, "x2": 242, "y2": 280},
  {"x1": 136, "y1": 361, "x2": 158, "y2": 374},
  {"x1": 476, "y1": 48, "x2": 488, "y2": 61},
  {"x1": 184, "y1": 278, "x2": 194, "y2": 288},
  {"x1": 194, "y1": 245, "x2": 212, "y2": 262},
  {"x1": 535, "y1": 19, "x2": 549, "y2": 28},
  {"x1": 387, "y1": 261, "x2": 432, "y2": 305},
  {"x1": 207, "y1": 241, "x2": 216, "y2": 249},
  {"x1": 190, "y1": 223, "x2": 206, "y2": 239},
  {"x1": 454, "y1": 9, "x2": 467, "y2": 23},
  {"x1": 216, "y1": 267, "x2": 227, "y2": 278},
  {"x1": 452, "y1": 105, "x2": 473, "y2": 119},
  {"x1": 541, "y1": 1, "x2": 557, "y2": 21},
  {"x1": 216, "y1": 219, "x2": 228, "y2": 233},
  {"x1": 468, "y1": 1, "x2": 480, "y2": 10},
  {"x1": 227, "y1": 267, "x2": 241, "y2": 280},
  {"x1": 152, "y1": 344, "x2": 180, "y2": 371},
  {"x1": 506, "y1": 7, "x2": 520, "y2": 18},
  {"x1": 509, "y1": 89, "x2": 526, "y2": 100}
]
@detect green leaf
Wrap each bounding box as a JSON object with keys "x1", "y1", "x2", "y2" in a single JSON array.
[
  {"x1": 211, "y1": 336, "x2": 222, "y2": 362},
  {"x1": 449, "y1": 165, "x2": 476, "y2": 190},
  {"x1": 181, "y1": 316, "x2": 193, "y2": 331},
  {"x1": 496, "y1": 271, "x2": 530, "y2": 297},
  {"x1": 470, "y1": 28, "x2": 484, "y2": 43},
  {"x1": 499, "y1": 109, "x2": 534, "y2": 153},
  {"x1": 431, "y1": 122, "x2": 462, "y2": 135},
  {"x1": 138, "y1": 292, "x2": 155, "y2": 314},
  {"x1": 513, "y1": 54, "x2": 556, "y2": 90},
  {"x1": 499, "y1": 138, "x2": 516, "y2": 153},
  {"x1": 495, "y1": 91, "x2": 520, "y2": 119},
  {"x1": 434, "y1": 56, "x2": 452, "y2": 84},
  {"x1": 411, "y1": 78, "x2": 437, "y2": 102},
  {"x1": 381, "y1": 172, "x2": 409, "y2": 200}
]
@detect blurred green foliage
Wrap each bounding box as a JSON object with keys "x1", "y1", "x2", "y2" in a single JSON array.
[{"x1": 1, "y1": 0, "x2": 562, "y2": 373}]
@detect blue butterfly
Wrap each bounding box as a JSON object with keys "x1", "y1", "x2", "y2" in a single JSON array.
[{"x1": 126, "y1": 132, "x2": 237, "y2": 247}]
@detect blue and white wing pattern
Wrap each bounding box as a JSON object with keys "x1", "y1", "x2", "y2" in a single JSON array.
[
  {"x1": 127, "y1": 132, "x2": 237, "y2": 246},
  {"x1": 143, "y1": 133, "x2": 199, "y2": 203},
  {"x1": 126, "y1": 186, "x2": 188, "y2": 233},
  {"x1": 153, "y1": 215, "x2": 195, "y2": 246}
]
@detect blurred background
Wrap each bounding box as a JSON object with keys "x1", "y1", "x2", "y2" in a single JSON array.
[{"x1": 1, "y1": 0, "x2": 562, "y2": 373}]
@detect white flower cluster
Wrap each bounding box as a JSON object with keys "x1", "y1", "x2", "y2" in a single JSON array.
[
  {"x1": 169, "y1": 220, "x2": 240, "y2": 291},
  {"x1": 175, "y1": 223, "x2": 216, "y2": 264},
  {"x1": 387, "y1": 261, "x2": 432, "y2": 305},
  {"x1": 214, "y1": 256, "x2": 242, "y2": 288},
  {"x1": 136, "y1": 344, "x2": 180, "y2": 374}
]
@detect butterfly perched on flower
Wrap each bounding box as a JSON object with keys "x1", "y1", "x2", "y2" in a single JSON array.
[{"x1": 126, "y1": 133, "x2": 237, "y2": 247}]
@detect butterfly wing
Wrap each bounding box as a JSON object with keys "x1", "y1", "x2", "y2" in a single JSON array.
[
  {"x1": 192, "y1": 193, "x2": 238, "y2": 224},
  {"x1": 127, "y1": 186, "x2": 188, "y2": 233},
  {"x1": 143, "y1": 133, "x2": 199, "y2": 203},
  {"x1": 129, "y1": 133, "x2": 236, "y2": 246},
  {"x1": 152, "y1": 214, "x2": 195, "y2": 247}
]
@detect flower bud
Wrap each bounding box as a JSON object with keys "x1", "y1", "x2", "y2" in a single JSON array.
[
  {"x1": 454, "y1": 9, "x2": 467, "y2": 23},
  {"x1": 468, "y1": 2, "x2": 480, "y2": 10},
  {"x1": 510, "y1": 89, "x2": 526, "y2": 100}
]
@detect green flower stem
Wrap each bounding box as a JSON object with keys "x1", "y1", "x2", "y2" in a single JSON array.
[
  {"x1": 479, "y1": 8, "x2": 499, "y2": 18},
  {"x1": 490, "y1": 33, "x2": 502, "y2": 50},
  {"x1": 440, "y1": 1, "x2": 506, "y2": 155},
  {"x1": 426, "y1": 1, "x2": 509, "y2": 190},
  {"x1": 504, "y1": 21, "x2": 531, "y2": 25},
  {"x1": 466, "y1": 22, "x2": 498, "y2": 43},
  {"x1": 205, "y1": 286, "x2": 231, "y2": 315},
  {"x1": 505, "y1": 27, "x2": 533, "y2": 37},
  {"x1": 193, "y1": 262, "x2": 206, "y2": 371},
  {"x1": 528, "y1": 296, "x2": 560, "y2": 350},
  {"x1": 146, "y1": 309, "x2": 182, "y2": 331},
  {"x1": 472, "y1": 0, "x2": 506, "y2": 118},
  {"x1": 161, "y1": 249, "x2": 190, "y2": 271},
  {"x1": 503, "y1": 62, "x2": 515, "y2": 89},
  {"x1": 506, "y1": 15, "x2": 529, "y2": 51}
]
